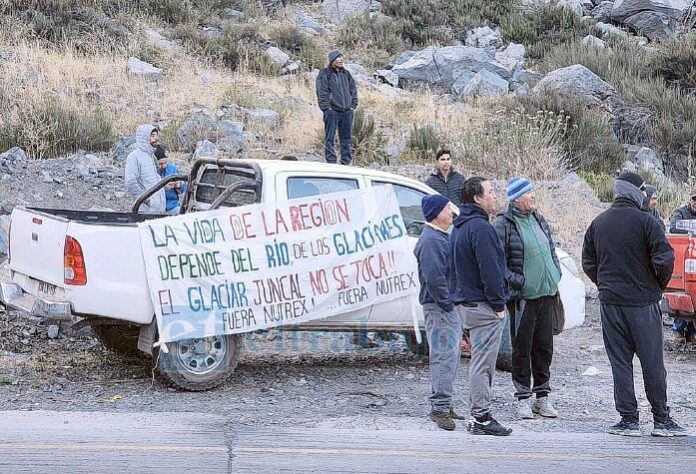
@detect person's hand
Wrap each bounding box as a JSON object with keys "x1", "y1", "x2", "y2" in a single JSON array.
[{"x1": 496, "y1": 311, "x2": 505, "y2": 319}]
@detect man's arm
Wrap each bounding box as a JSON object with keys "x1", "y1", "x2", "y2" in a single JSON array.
[
  {"x1": 647, "y1": 217, "x2": 675, "y2": 290},
  {"x1": 418, "y1": 241, "x2": 453, "y2": 312},
  {"x1": 669, "y1": 208, "x2": 687, "y2": 234},
  {"x1": 124, "y1": 156, "x2": 143, "y2": 199},
  {"x1": 349, "y1": 72, "x2": 358, "y2": 109},
  {"x1": 581, "y1": 223, "x2": 598, "y2": 285},
  {"x1": 491, "y1": 216, "x2": 525, "y2": 290},
  {"x1": 315, "y1": 70, "x2": 331, "y2": 112},
  {"x1": 473, "y1": 224, "x2": 508, "y2": 312}
]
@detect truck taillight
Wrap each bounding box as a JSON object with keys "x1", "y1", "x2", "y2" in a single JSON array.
[
  {"x1": 686, "y1": 259, "x2": 696, "y2": 275},
  {"x1": 64, "y1": 235, "x2": 87, "y2": 285}
]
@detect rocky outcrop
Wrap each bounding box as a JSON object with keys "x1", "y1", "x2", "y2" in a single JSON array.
[
  {"x1": 176, "y1": 109, "x2": 245, "y2": 153},
  {"x1": 127, "y1": 57, "x2": 162, "y2": 80},
  {"x1": 532, "y1": 64, "x2": 616, "y2": 111},
  {"x1": 320, "y1": 0, "x2": 381, "y2": 22}
]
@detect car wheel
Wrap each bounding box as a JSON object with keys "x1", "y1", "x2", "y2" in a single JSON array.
[{"x1": 155, "y1": 334, "x2": 242, "y2": 391}]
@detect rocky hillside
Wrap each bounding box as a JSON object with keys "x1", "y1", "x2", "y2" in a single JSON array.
[{"x1": 0, "y1": 0, "x2": 695, "y2": 257}]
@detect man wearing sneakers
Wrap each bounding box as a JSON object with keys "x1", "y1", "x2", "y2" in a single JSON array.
[
  {"x1": 583, "y1": 171, "x2": 686, "y2": 437},
  {"x1": 414, "y1": 195, "x2": 463, "y2": 431},
  {"x1": 493, "y1": 178, "x2": 560, "y2": 420},
  {"x1": 450, "y1": 177, "x2": 512, "y2": 436}
]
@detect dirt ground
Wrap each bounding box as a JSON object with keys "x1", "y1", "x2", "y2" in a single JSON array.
[{"x1": 1, "y1": 296, "x2": 695, "y2": 435}]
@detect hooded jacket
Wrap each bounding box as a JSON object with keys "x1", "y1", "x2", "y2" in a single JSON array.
[
  {"x1": 582, "y1": 182, "x2": 674, "y2": 306},
  {"x1": 492, "y1": 205, "x2": 561, "y2": 301},
  {"x1": 159, "y1": 162, "x2": 188, "y2": 212},
  {"x1": 425, "y1": 169, "x2": 466, "y2": 209},
  {"x1": 414, "y1": 225, "x2": 452, "y2": 312},
  {"x1": 449, "y1": 204, "x2": 509, "y2": 312},
  {"x1": 124, "y1": 124, "x2": 166, "y2": 214}
]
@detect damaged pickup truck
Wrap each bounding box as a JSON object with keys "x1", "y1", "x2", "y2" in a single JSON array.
[{"x1": 0, "y1": 158, "x2": 585, "y2": 391}]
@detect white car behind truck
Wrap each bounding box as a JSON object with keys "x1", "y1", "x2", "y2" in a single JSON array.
[{"x1": 0, "y1": 158, "x2": 585, "y2": 391}]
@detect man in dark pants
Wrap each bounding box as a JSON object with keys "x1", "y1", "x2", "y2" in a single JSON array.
[
  {"x1": 493, "y1": 177, "x2": 561, "y2": 420},
  {"x1": 425, "y1": 149, "x2": 466, "y2": 209},
  {"x1": 414, "y1": 195, "x2": 463, "y2": 431},
  {"x1": 450, "y1": 177, "x2": 512, "y2": 436},
  {"x1": 315, "y1": 49, "x2": 357, "y2": 165},
  {"x1": 582, "y1": 171, "x2": 685, "y2": 437}
]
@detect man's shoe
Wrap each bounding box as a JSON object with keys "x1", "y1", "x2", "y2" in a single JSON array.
[
  {"x1": 607, "y1": 419, "x2": 641, "y2": 437},
  {"x1": 532, "y1": 397, "x2": 558, "y2": 418},
  {"x1": 467, "y1": 413, "x2": 512, "y2": 436},
  {"x1": 430, "y1": 411, "x2": 456, "y2": 431},
  {"x1": 517, "y1": 399, "x2": 534, "y2": 419},
  {"x1": 652, "y1": 418, "x2": 687, "y2": 437},
  {"x1": 449, "y1": 408, "x2": 467, "y2": 420}
]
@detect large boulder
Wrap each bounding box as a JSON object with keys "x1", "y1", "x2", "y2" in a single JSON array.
[
  {"x1": 266, "y1": 47, "x2": 290, "y2": 67},
  {"x1": 595, "y1": 21, "x2": 629, "y2": 37},
  {"x1": 457, "y1": 69, "x2": 509, "y2": 99},
  {"x1": 434, "y1": 46, "x2": 495, "y2": 87},
  {"x1": 320, "y1": 0, "x2": 381, "y2": 22},
  {"x1": 490, "y1": 43, "x2": 525, "y2": 81},
  {"x1": 610, "y1": 0, "x2": 690, "y2": 21},
  {"x1": 391, "y1": 47, "x2": 441, "y2": 84},
  {"x1": 217, "y1": 120, "x2": 245, "y2": 153},
  {"x1": 532, "y1": 64, "x2": 615, "y2": 110},
  {"x1": 623, "y1": 10, "x2": 674, "y2": 38},
  {"x1": 375, "y1": 69, "x2": 399, "y2": 87},
  {"x1": 0, "y1": 147, "x2": 27, "y2": 174},
  {"x1": 111, "y1": 135, "x2": 136, "y2": 162},
  {"x1": 193, "y1": 140, "x2": 219, "y2": 159},
  {"x1": 581, "y1": 34, "x2": 608, "y2": 48},
  {"x1": 464, "y1": 26, "x2": 503, "y2": 49},
  {"x1": 127, "y1": 57, "x2": 162, "y2": 80},
  {"x1": 176, "y1": 110, "x2": 245, "y2": 153},
  {"x1": 591, "y1": 1, "x2": 615, "y2": 22}
]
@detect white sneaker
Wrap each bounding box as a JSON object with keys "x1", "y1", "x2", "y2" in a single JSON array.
[
  {"x1": 517, "y1": 399, "x2": 534, "y2": 419},
  {"x1": 532, "y1": 397, "x2": 558, "y2": 418}
]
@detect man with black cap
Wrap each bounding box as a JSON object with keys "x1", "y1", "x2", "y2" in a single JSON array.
[
  {"x1": 414, "y1": 194, "x2": 462, "y2": 430},
  {"x1": 583, "y1": 171, "x2": 685, "y2": 437},
  {"x1": 315, "y1": 49, "x2": 358, "y2": 165}
]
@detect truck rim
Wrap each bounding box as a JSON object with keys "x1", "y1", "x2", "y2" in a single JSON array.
[{"x1": 175, "y1": 336, "x2": 227, "y2": 375}]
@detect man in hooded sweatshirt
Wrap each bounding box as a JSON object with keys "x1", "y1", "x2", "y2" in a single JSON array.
[
  {"x1": 124, "y1": 124, "x2": 166, "y2": 214},
  {"x1": 315, "y1": 49, "x2": 358, "y2": 165},
  {"x1": 450, "y1": 177, "x2": 512, "y2": 436},
  {"x1": 583, "y1": 172, "x2": 685, "y2": 437}
]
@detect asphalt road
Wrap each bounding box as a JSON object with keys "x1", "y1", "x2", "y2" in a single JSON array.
[{"x1": 1, "y1": 411, "x2": 695, "y2": 473}]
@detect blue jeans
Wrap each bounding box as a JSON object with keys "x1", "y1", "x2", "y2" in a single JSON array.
[
  {"x1": 423, "y1": 303, "x2": 462, "y2": 413},
  {"x1": 323, "y1": 109, "x2": 353, "y2": 165}
]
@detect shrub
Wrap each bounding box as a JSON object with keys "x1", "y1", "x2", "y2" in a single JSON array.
[
  {"x1": 578, "y1": 171, "x2": 614, "y2": 202},
  {"x1": 404, "y1": 125, "x2": 441, "y2": 161},
  {"x1": 452, "y1": 108, "x2": 570, "y2": 180},
  {"x1": 650, "y1": 33, "x2": 696, "y2": 91},
  {"x1": 337, "y1": 13, "x2": 403, "y2": 68},
  {"x1": 350, "y1": 108, "x2": 387, "y2": 165},
  {"x1": 0, "y1": 98, "x2": 113, "y2": 160},
  {"x1": 268, "y1": 23, "x2": 325, "y2": 70}
]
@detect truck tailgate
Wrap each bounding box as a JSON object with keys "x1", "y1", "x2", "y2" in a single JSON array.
[
  {"x1": 667, "y1": 234, "x2": 689, "y2": 291},
  {"x1": 9, "y1": 208, "x2": 68, "y2": 287}
]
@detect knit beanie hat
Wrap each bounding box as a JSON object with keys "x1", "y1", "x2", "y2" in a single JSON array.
[
  {"x1": 616, "y1": 171, "x2": 645, "y2": 190},
  {"x1": 154, "y1": 144, "x2": 167, "y2": 160},
  {"x1": 421, "y1": 195, "x2": 449, "y2": 222},
  {"x1": 328, "y1": 49, "x2": 343, "y2": 66},
  {"x1": 644, "y1": 185, "x2": 657, "y2": 199},
  {"x1": 507, "y1": 177, "x2": 533, "y2": 202}
]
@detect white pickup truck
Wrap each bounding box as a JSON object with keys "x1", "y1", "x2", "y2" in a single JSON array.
[{"x1": 0, "y1": 158, "x2": 585, "y2": 391}]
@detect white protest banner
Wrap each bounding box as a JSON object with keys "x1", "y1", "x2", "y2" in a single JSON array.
[{"x1": 138, "y1": 186, "x2": 418, "y2": 343}]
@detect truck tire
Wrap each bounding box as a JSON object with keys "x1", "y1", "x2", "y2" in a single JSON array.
[
  {"x1": 406, "y1": 330, "x2": 429, "y2": 356},
  {"x1": 155, "y1": 334, "x2": 242, "y2": 391},
  {"x1": 92, "y1": 324, "x2": 144, "y2": 358}
]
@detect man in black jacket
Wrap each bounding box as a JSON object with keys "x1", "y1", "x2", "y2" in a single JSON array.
[
  {"x1": 315, "y1": 50, "x2": 357, "y2": 165},
  {"x1": 493, "y1": 177, "x2": 561, "y2": 420},
  {"x1": 669, "y1": 191, "x2": 696, "y2": 234},
  {"x1": 425, "y1": 149, "x2": 466, "y2": 209},
  {"x1": 582, "y1": 172, "x2": 685, "y2": 437}
]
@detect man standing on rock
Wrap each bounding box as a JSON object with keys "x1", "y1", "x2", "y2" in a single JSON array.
[
  {"x1": 450, "y1": 177, "x2": 512, "y2": 436},
  {"x1": 316, "y1": 49, "x2": 357, "y2": 165},
  {"x1": 125, "y1": 124, "x2": 165, "y2": 214},
  {"x1": 425, "y1": 149, "x2": 466, "y2": 209},
  {"x1": 493, "y1": 178, "x2": 560, "y2": 420},
  {"x1": 583, "y1": 171, "x2": 685, "y2": 437},
  {"x1": 414, "y1": 194, "x2": 462, "y2": 431}
]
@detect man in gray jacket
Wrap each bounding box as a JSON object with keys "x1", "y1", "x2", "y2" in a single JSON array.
[
  {"x1": 124, "y1": 124, "x2": 166, "y2": 214},
  {"x1": 315, "y1": 50, "x2": 357, "y2": 165}
]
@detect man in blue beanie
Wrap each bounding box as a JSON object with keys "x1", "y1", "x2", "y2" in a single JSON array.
[
  {"x1": 315, "y1": 49, "x2": 358, "y2": 165},
  {"x1": 414, "y1": 194, "x2": 462, "y2": 430},
  {"x1": 493, "y1": 177, "x2": 561, "y2": 420},
  {"x1": 583, "y1": 171, "x2": 685, "y2": 437}
]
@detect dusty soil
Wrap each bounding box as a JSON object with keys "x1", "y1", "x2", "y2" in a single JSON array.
[{"x1": 1, "y1": 298, "x2": 695, "y2": 434}]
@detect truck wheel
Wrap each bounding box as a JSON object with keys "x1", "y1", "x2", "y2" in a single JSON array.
[
  {"x1": 155, "y1": 334, "x2": 242, "y2": 391},
  {"x1": 92, "y1": 324, "x2": 144, "y2": 358},
  {"x1": 406, "y1": 330, "x2": 429, "y2": 356}
]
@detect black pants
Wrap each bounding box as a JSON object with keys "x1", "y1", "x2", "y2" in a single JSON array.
[
  {"x1": 323, "y1": 109, "x2": 353, "y2": 164},
  {"x1": 510, "y1": 296, "x2": 554, "y2": 399},
  {"x1": 600, "y1": 302, "x2": 669, "y2": 423}
]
